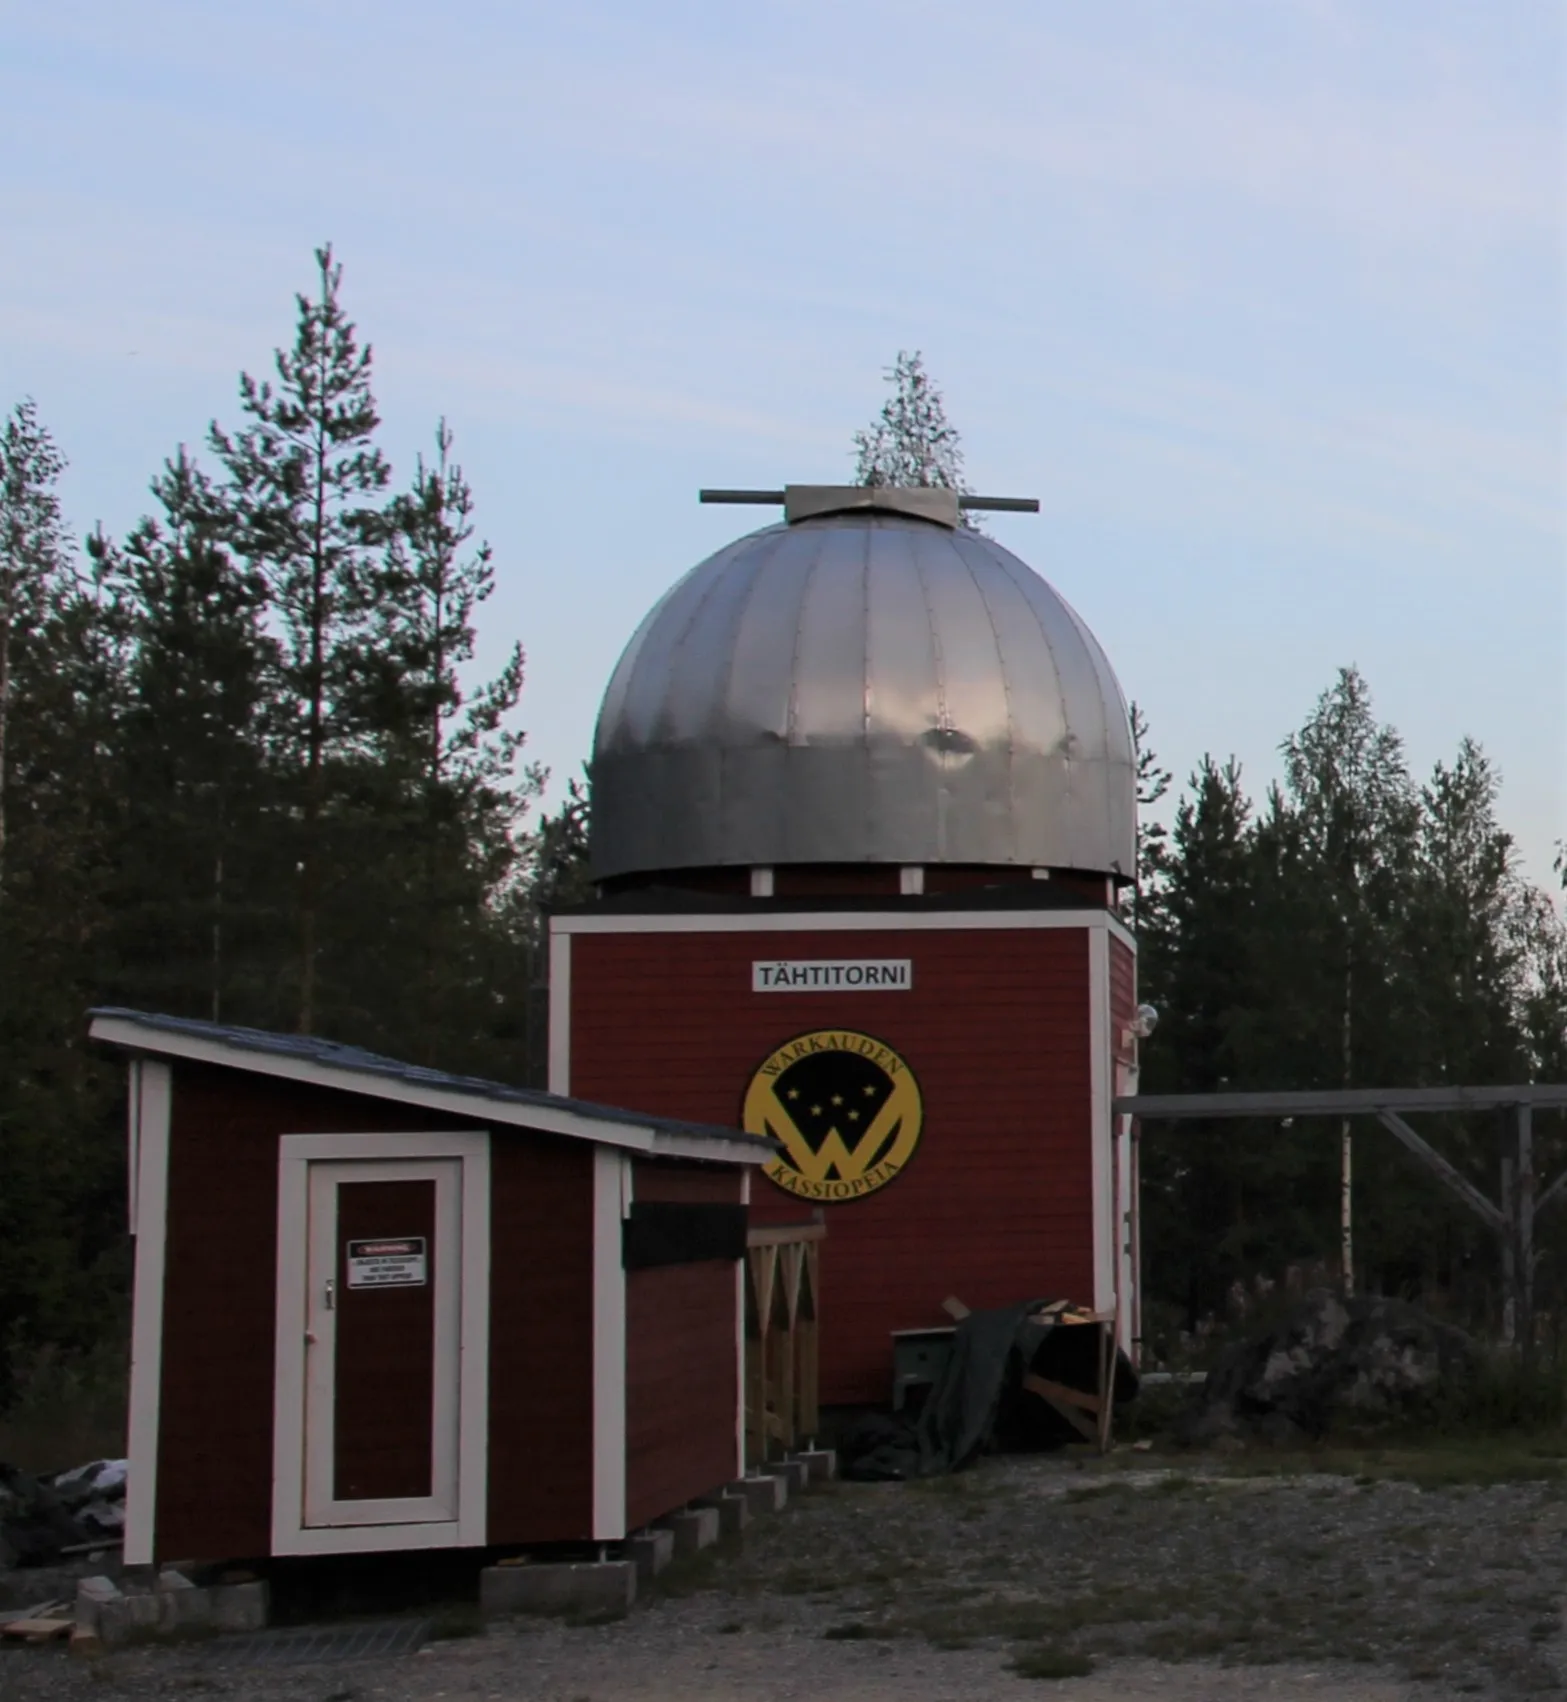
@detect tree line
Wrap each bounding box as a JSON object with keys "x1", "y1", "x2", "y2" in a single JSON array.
[
  {"x1": 1133, "y1": 675, "x2": 1567, "y2": 1345},
  {"x1": 1, "y1": 318, "x2": 1562, "y2": 1405},
  {"x1": 0, "y1": 250, "x2": 581, "y2": 1398}
]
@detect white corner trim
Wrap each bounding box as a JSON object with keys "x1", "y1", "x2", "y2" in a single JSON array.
[
  {"x1": 457, "y1": 1137, "x2": 491, "y2": 1547},
  {"x1": 124, "y1": 1061, "x2": 171, "y2": 1567},
  {"x1": 271, "y1": 1131, "x2": 491, "y2": 1556},
  {"x1": 736, "y1": 1169, "x2": 750, "y2": 1476},
  {"x1": 591, "y1": 1148, "x2": 628, "y2": 1540},
  {"x1": 548, "y1": 923, "x2": 571, "y2": 1096},
  {"x1": 126, "y1": 1059, "x2": 143, "y2": 1235},
  {"x1": 1088, "y1": 929, "x2": 1114, "y2": 1314},
  {"x1": 553, "y1": 908, "x2": 1110, "y2": 937}
]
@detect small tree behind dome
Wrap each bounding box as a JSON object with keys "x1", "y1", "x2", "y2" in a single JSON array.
[{"x1": 852, "y1": 351, "x2": 974, "y2": 508}]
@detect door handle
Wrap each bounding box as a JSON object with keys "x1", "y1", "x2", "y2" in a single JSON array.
[{"x1": 324, "y1": 1278, "x2": 336, "y2": 1311}]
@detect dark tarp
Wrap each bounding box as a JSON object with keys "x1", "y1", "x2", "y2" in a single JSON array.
[{"x1": 839, "y1": 1299, "x2": 1140, "y2": 1481}]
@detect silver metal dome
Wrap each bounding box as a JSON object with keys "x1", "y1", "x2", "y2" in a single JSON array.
[{"x1": 589, "y1": 505, "x2": 1136, "y2": 881}]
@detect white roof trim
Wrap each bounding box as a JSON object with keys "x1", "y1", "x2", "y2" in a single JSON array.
[
  {"x1": 87, "y1": 1015, "x2": 769, "y2": 1167},
  {"x1": 553, "y1": 907, "x2": 1138, "y2": 953}
]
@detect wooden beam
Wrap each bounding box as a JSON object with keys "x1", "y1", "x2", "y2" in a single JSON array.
[
  {"x1": 1376, "y1": 1111, "x2": 1506, "y2": 1233},
  {"x1": 1120, "y1": 1085, "x2": 1567, "y2": 1117},
  {"x1": 1021, "y1": 1373, "x2": 1099, "y2": 1443}
]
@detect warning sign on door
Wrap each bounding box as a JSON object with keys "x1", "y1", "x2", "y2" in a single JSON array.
[{"x1": 346, "y1": 1237, "x2": 428, "y2": 1289}]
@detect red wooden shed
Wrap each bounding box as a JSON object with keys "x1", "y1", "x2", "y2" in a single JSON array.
[{"x1": 88, "y1": 1008, "x2": 772, "y2": 1569}]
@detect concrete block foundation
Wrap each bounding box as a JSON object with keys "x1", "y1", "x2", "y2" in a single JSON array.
[
  {"x1": 627, "y1": 1528, "x2": 675, "y2": 1586},
  {"x1": 732, "y1": 1473, "x2": 788, "y2": 1515},
  {"x1": 695, "y1": 1489, "x2": 750, "y2": 1537},
  {"x1": 659, "y1": 1506, "x2": 719, "y2": 1558},
  {"x1": 479, "y1": 1561, "x2": 636, "y2": 1621}
]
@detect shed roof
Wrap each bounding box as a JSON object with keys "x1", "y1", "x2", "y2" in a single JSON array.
[{"x1": 88, "y1": 1008, "x2": 774, "y2": 1166}]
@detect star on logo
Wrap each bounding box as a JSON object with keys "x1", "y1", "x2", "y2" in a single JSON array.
[{"x1": 831, "y1": 1094, "x2": 843, "y2": 1106}]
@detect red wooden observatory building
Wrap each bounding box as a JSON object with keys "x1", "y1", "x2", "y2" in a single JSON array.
[{"x1": 554, "y1": 484, "x2": 1145, "y2": 1408}]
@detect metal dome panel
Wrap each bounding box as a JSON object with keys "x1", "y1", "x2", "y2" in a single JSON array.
[{"x1": 589, "y1": 512, "x2": 1136, "y2": 880}]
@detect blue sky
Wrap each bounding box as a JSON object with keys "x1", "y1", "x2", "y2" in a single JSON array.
[{"x1": 4, "y1": 1, "x2": 1563, "y2": 884}]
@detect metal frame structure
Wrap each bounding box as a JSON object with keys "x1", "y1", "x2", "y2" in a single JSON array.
[{"x1": 1116, "y1": 1085, "x2": 1567, "y2": 1355}]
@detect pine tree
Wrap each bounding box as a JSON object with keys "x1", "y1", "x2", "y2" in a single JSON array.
[{"x1": 208, "y1": 246, "x2": 391, "y2": 1032}]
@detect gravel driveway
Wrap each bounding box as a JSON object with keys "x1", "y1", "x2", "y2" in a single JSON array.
[{"x1": 2, "y1": 1454, "x2": 1563, "y2": 1700}]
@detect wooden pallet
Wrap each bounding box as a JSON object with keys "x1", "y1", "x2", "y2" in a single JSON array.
[{"x1": 1, "y1": 1602, "x2": 73, "y2": 1642}]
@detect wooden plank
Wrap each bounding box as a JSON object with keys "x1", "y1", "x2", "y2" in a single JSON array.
[
  {"x1": 0, "y1": 1602, "x2": 66, "y2": 1629},
  {"x1": 1022, "y1": 1372, "x2": 1102, "y2": 1416},
  {"x1": 746, "y1": 1222, "x2": 828, "y2": 1248},
  {"x1": 3, "y1": 1618, "x2": 74, "y2": 1642},
  {"x1": 1020, "y1": 1374, "x2": 1098, "y2": 1443}
]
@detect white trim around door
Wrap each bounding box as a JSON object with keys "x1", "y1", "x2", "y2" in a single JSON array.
[{"x1": 271, "y1": 1131, "x2": 490, "y2": 1556}]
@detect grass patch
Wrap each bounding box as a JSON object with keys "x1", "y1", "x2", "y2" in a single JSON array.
[
  {"x1": 1010, "y1": 1646, "x2": 1095, "y2": 1680},
  {"x1": 1214, "y1": 1437, "x2": 1567, "y2": 1488}
]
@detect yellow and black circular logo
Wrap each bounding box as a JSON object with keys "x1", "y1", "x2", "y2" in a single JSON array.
[{"x1": 743, "y1": 1030, "x2": 923, "y2": 1202}]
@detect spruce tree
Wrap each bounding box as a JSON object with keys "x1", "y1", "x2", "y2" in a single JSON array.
[
  {"x1": 354, "y1": 419, "x2": 540, "y2": 1057},
  {"x1": 91, "y1": 449, "x2": 281, "y2": 1024},
  {"x1": 852, "y1": 351, "x2": 983, "y2": 530},
  {"x1": 208, "y1": 246, "x2": 390, "y2": 1032},
  {"x1": 0, "y1": 399, "x2": 75, "y2": 901}
]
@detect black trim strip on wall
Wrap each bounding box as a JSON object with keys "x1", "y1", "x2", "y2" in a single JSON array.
[{"x1": 622, "y1": 1202, "x2": 749, "y2": 1270}]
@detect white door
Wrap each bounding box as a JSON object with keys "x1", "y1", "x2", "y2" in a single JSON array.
[{"x1": 302, "y1": 1158, "x2": 462, "y2": 1528}]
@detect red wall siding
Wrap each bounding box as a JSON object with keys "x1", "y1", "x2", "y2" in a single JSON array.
[
  {"x1": 623, "y1": 1161, "x2": 742, "y2": 1529},
  {"x1": 155, "y1": 1066, "x2": 470, "y2": 1562},
  {"x1": 1110, "y1": 934, "x2": 1138, "y2": 1068},
  {"x1": 485, "y1": 1137, "x2": 595, "y2": 1544},
  {"x1": 569, "y1": 924, "x2": 1097, "y2": 1405}
]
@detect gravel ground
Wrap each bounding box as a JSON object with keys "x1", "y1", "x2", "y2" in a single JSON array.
[{"x1": 2, "y1": 1454, "x2": 1564, "y2": 1701}]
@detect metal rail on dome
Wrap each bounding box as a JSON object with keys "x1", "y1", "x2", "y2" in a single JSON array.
[{"x1": 699, "y1": 488, "x2": 1039, "y2": 513}]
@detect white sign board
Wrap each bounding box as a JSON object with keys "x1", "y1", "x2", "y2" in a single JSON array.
[
  {"x1": 752, "y1": 959, "x2": 912, "y2": 993},
  {"x1": 346, "y1": 1236, "x2": 428, "y2": 1289}
]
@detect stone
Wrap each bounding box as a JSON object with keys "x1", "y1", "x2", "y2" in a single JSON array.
[
  {"x1": 96, "y1": 1591, "x2": 162, "y2": 1644},
  {"x1": 626, "y1": 1527, "x2": 674, "y2": 1585},
  {"x1": 73, "y1": 1577, "x2": 122, "y2": 1638},
  {"x1": 695, "y1": 1489, "x2": 750, "y2": 1537},
  {"x1": 159, "y1": 1586, "x2": 215, "y2": 1632},
  {"x1": 206, "y1": 1580, "x2": 268, "y2": 1632},
  {"x1": 659, "y1": 1506, "x2": 719, "y2": 1558},
  {"x1": 732, "y1": 1473, "x2": 787, "y2": 1515},
  {"x1": 1176, "y1": 1288, "x2": 1481, "y2": 1446},
  {"x1": 793, "y1": 1448, "x2": 836, "y2": 1484},
  {"x1": 478, "y1": 1561, "x2": 636, "y2": 1621}
]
